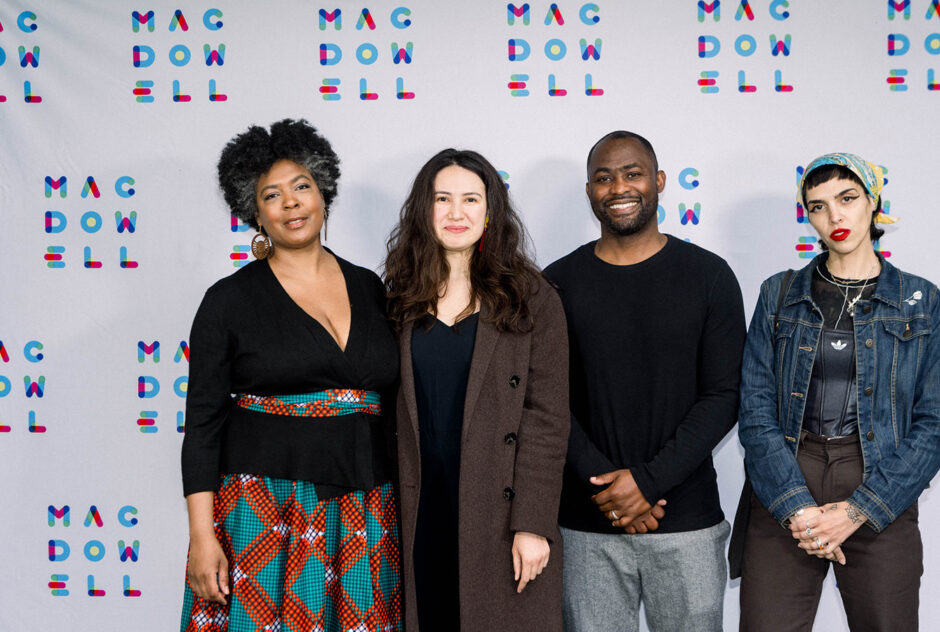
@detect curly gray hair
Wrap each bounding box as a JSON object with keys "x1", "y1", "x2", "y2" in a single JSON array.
[{"x1": 217, "y1": 119, "x2": 341, "y2": 230}]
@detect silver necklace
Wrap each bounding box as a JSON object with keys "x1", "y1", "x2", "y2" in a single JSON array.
[{"x1": 815, "y1": 260, "x2": 878, "y2": 327}]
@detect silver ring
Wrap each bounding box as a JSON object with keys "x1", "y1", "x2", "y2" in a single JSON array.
[
  {"x1": 806, "y1": 526, "x2": 813, "y2": 536},
  {"x1": 815, "y1": 537, "x2": 823, "y2": 550},
  {"x1": 610, "y1": 510, "x2": 619, "y2": 520}
]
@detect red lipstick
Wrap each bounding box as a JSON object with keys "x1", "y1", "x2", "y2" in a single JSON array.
[{"x1": 830, "y1": 228, "x2": 850, "y2": 241}]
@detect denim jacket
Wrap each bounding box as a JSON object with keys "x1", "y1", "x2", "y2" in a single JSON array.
[{"x1": 738, "y1": 254, "x2": 940, "y2": 532}]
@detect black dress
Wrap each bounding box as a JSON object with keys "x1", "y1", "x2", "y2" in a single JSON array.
[{"x1": 410, "y1": 313, "x2": 479, "y2": 630}]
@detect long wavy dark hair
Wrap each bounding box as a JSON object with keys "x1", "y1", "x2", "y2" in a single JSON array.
[{"x1": 384, "y1": 149, "x2": 542, "y2": 333}]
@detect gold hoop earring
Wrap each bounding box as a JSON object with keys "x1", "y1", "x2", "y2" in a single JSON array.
[{"x1": 251, "y1": 228, "x2": 272, "y2": 259}]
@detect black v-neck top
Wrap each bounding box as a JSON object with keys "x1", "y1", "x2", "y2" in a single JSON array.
[
  {"x1": 181, "y1": 254, "x2": 399, "y2": 497},
  {"x1": 411, "y1": 313, "x2": 479, "y2": 519}
]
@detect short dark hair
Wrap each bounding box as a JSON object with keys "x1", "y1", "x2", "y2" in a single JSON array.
[
  {"x1": 801, "y1": 163, "x2": 885, "y2": 246},
  {"x1": 217, "y1": 119, "x2": 340, "y2": 230},
  {"x1": 586, "y1": 131, "x2": 659, "y2": 175}
]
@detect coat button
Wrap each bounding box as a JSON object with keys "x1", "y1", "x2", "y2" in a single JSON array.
[
  {"x1": 504, "y1": 432, "x2": 517, "y2": 445},
  {"x1": 903, "y1": 329, "x2": 912, "y2": 339},
  {"x1": 864, "y1": 386, "x2": 873, "y2": 396},
  {"x1": 509, "y1": 375, "x2": 521, "y2": 388},
  {"x1": 863, "y1": 305, "x2": 872, "y2": 314},
  {"x1": 503, "y1": 487, "x2": 515, "y2": 501},
  {"x1": 865, "y1": 338, "x2": 873, "y2": 348},
  {"x1": 866, "y1": 431, "x2": 875, "y2": 441}
]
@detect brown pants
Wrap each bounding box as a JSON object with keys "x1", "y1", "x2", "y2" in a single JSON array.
[{"x1": 739, "y1": 432, "x2": 922, "y2": 632}]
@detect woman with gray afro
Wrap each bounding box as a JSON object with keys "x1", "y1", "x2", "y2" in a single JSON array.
[{"x1": 179, "y1": 119, "x2": 402, "y2": 632}]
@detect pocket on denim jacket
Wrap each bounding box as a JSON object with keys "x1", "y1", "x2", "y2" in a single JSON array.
[
  {"x1": 881, "y1": 317, "x2": 931, "y2": 342},
  {"x1": 773, "y1": 318, "x2": 797, "y2": 341}
]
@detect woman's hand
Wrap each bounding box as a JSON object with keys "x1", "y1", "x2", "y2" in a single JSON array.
[
  {"x1": 185, "y1": 491, "x2": 229, "y2": 604},
  {"x1": 512, "y1": 531, "x2": 550, "y2": 593},
  {"x1": 187, "y1": 531, "x2": 230, "y2": 604},
  {"x1": 789, "y1": 502, "x2": 866, "y2": 564},
  {"x1": 787, "y1": 506, "x2": 845, "y2": 563}
]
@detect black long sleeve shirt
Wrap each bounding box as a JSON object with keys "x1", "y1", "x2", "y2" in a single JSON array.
[
  {"x1": 543, "y1": 237, "x2": 746, "y2": 533},
  {"x1": 180, "y1": 255, "x2": 399, "y2": 497}
]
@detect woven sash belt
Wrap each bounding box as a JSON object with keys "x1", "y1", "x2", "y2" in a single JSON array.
[{"x1": 234, "y1": 389, "x2": 381, "y2": 417}]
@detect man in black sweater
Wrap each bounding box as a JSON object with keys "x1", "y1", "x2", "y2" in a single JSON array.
[{"x1": 543, "y1": 131, "x2": 745, "y2": 632}]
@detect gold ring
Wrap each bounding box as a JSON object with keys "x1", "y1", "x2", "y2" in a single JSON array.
[{"x1": 815, "y1": 537, "x2": 823, "y2": 551}]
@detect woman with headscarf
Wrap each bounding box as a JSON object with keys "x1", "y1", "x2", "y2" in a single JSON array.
[{"x1": 736, "y1": 153, "x2": 940, "y2": 631}]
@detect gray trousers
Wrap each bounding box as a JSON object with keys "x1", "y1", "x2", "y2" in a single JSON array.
[{"x1": 562, "y1": 521, "x2": 730, "y2": 632}]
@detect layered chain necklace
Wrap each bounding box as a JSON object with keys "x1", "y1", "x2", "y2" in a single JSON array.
[{"x1": 814, "y1": 259, "x2": 879, "y2": 328}]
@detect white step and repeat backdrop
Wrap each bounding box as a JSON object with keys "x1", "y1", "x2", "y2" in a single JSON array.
[{"x1": 2, "y1": 1, "x2": 938, "y2": 630}]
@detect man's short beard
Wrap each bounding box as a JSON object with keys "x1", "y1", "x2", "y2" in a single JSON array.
[{"x1": 594, "y1": 199, "x2": 658, "y2": 236}]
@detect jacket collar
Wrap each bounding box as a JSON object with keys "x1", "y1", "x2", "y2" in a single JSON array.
[
  {"x1": 786, "y1": 252, "x2": 902, "y2": 311},
  {"x1": 462, "y1": 307, "x2": 498, "y2": 443},
  {"x1": 870, "y1": 255, "x2": 902, "y2": 309}
]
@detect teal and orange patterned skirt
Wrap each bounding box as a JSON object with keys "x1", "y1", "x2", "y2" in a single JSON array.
[{"x1": 180, "y1": 474, "x2": 402, "y2": 632}]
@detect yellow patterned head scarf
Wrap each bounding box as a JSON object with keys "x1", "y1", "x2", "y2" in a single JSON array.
[{"x1": 799, "y1": 153, "x2": 898, "y2": 224}]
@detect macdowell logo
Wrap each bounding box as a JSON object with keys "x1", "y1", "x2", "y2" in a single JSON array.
[
  {"x1": 0, "y1": 339, "x2": 47, "y2": 433},
  {"x1": 130, "y1": 8, "x2": 228, "y2": 103},
  {"x1": 135, "y1": 339, "x2": 188, "y2": 433},
  {"x1": 695, "y1": 0, "x2": 794, "y2": 94},
  {"x1": 883, "y1": 1, "x2": 940, "y2": 91},
  {"x1": 317, "y1": 6, "x2": 417, "y2": 101},
  {"x1": 42, "y1": 175, "x2": 140, "y2": 269},
  {"x1": 504, "y1": 3, "x2": 605, "y2": 97},
  {"x1": 46, "y1": 504, "x2": 143, "y2": 598}
]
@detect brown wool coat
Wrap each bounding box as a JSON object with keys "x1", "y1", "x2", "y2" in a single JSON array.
[{"x1": 396, "y1": 278, "x2": 570, "y2": 632}]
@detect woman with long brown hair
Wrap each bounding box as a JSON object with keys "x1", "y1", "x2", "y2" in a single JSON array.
[{"x1": 384, "y1": 148, "x2": 570, "y2": 631}]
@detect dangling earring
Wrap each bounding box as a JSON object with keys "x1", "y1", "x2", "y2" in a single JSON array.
[
  {"x1": 322, "y1": 212, "x2": 328, "y2": 243},
  {"x1": 251, "y1": 226, "x2": 272, "y2": 259},
  {"x1": 478, "y1": 216, "x2": 490, "y2": 252}
]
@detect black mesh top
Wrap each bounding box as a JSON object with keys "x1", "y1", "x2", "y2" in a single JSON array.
[{"x1": 803, "y1": 260, "x2": 878, "y2": 437}]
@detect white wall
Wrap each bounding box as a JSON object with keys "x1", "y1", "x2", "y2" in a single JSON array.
[{"x1": 1, "y1": 2, "x2": 937, "y2": 629}]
